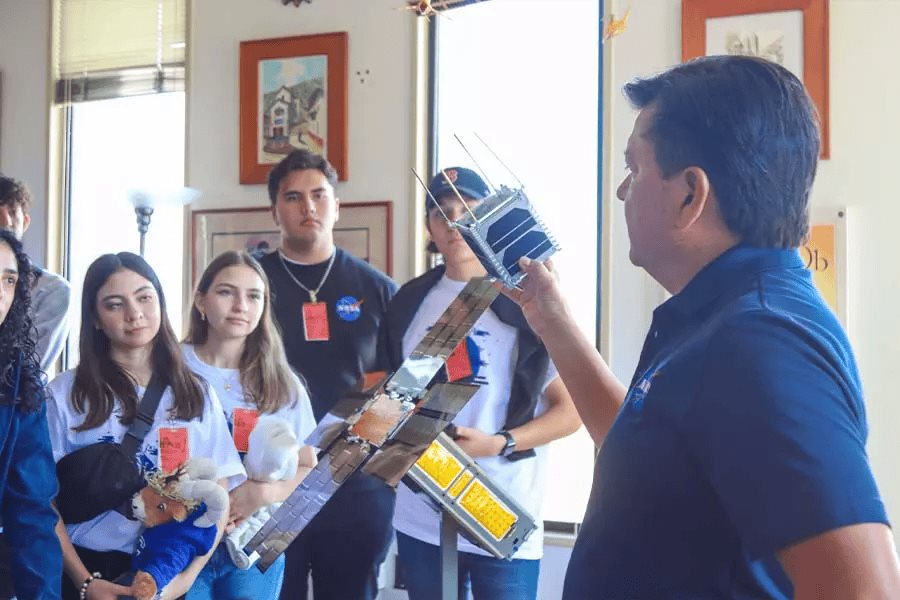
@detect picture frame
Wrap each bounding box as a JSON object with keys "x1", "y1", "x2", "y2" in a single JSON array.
[
  {"x1": 239, "y1": 32, "x2": 349, "y2": 184},
  {"x1": 682, "y1": 0, "x2": 829, "y2": 158},
  {"x1": 804, "y1": 206, "x2": 847, "y2": 328},
  {"x1": 191, "y1": 201, "x2": 393, "y2": 283}
]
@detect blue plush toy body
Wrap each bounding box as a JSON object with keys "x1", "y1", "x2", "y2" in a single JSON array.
[{"x1": 133, "y1": 502, "x2": 218, "y2": 592}]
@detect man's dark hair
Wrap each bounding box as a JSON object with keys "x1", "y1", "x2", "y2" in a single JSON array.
[
  {"x1": 623, "y1": 55, "x2": 819, "y2": 248},
  {"x1": 266, "y1": 149, "x2": 338, "y2": 205},
  {"x1": 0, "y1": 229, "x2": 45, "y2": 413},
  {"x1": 0, "y1": 175, "x2": 32, "y2": 213}
]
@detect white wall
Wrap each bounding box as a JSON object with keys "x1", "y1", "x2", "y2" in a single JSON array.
[
  {"x1": 187, "y1": 0, "x2": 418, "y2": 284},
  {"x1": 0, "y1": 0, "x2": 51, "y2": 265},
  {"x1": 605, "y1": 0, "x2": 900, "y2": 545}
]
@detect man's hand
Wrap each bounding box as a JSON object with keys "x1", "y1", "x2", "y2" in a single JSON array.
[
  {"x1": 498, "y1": 257, "x2": 570, "y2": 339},
  {"x1": 453, "y1": 426, "x2": 505, "y2": 457}
]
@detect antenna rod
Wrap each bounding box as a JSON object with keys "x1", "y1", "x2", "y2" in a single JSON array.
[
  {"x1": 411, "y1": 168, "x2": 453, "y2": 223},
  {"x1": 474, "y1": 132, "x2": 524, "y2": 188},
  {"x1": 453, "y1": 133, "x2": 496, "y2": 191},
  {"x1": 441, "y1": 169, "x2": 479, "y2": 222}
]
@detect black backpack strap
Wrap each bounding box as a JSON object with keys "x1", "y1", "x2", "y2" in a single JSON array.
[
  {"x1": 115, "y1": 372, "x2": 168, "y2": 520},
  {"x1": 119, "y1": 371, "x2": 167, "y2": 459}
]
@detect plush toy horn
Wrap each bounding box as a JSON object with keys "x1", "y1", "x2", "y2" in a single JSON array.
[{"x1": 178, "y1": 479, "x2": 229, "y2": 528}]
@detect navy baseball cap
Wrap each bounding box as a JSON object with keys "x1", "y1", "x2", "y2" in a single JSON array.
[{"x1": 427, "y1": 167, "x2": 490, "y2": 205}]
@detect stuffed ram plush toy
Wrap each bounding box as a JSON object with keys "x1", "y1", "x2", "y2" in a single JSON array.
[{"x1": 129, "y1": 458, "x2": 229, "y2": 600}]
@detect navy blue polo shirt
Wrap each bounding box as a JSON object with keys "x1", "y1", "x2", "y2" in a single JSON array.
[{"x1": 563, "y1": 246, "x2": 888, "y2": 599}]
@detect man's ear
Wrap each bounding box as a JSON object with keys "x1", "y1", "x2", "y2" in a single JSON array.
[
  {"x1": 271, "y1": 206, "x2": 280, "y2": 227},
  {"x1": 334, "y1": 197, "x2": 340, "y2": 223},
  {"x1": 674, "y1": 167, "x2": 711, "y2": 230},
  {"x1": 21, "y1": 212, "x2": 31, "y2": 234}
]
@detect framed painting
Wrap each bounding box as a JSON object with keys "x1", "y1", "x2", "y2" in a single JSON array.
[
  {"x1": 682, "y1": 0, "x2": 829, "y2": 158},
  {"x1": 803, "y1": 206, "x2": 847, "y2": 328},
  {"x1": 239, "y1": 32, "x2": 348, "y2": 183},
  {"x1": 191, "y1": 201, "x2": 393, "y2": 282}
]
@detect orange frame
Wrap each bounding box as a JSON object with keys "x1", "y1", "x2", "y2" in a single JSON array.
[
  {"x1": 682, "y1": 0, "x2": 829, "y2": 159},
  {"x1": 239, "y1": 32, "x2": 349, "y2": 183}
]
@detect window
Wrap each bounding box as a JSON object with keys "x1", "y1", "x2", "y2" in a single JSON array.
[
  {"x1": 52, "y1": 0, "x2": 189, "y2": 367},
  {"x1": 64, "y1": 92, "x2": 187, "y2": 364},
  {"x1": 431, "y1": 0, "x2": 600, "y2": 524}
]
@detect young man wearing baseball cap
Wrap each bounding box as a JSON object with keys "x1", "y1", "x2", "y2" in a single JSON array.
[{"x1": 378, "y1": 167, "x2": 580, "y2": 600}]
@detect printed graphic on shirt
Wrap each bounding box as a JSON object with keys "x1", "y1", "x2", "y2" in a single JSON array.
[
  {"x1": 440, "y1": 329, "x2": 487, "y2": 385},
  {"x1": 335, "y1": 295, "x2": 363, "y2": 322}
]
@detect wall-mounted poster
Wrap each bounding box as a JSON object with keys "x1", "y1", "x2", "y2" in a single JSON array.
[{"x1": 802, "y1": 207, "x2": 847, "y2": 327}]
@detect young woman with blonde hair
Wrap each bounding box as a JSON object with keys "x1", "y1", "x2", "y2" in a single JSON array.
[{"x1": 182, "y1": 250, "x2": 316, "y2": 599}]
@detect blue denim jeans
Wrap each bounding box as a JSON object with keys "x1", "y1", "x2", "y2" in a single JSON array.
[
  {"x1": 186, "y1": 543, "x2": 284, "y2": 600},
  {"x1": 396, "y1": 532, "x2": 540, "y2": 600}
]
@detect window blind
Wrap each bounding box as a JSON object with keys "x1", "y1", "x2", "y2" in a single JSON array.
[{"x1": 53, "y1": 0, "x2": 186, "y2": 103}]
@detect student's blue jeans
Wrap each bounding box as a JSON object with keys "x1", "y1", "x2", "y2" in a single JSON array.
[
  {"x1": 185, "y1": 543, "x2": 284, "y2": 600},
  {"x1": 396, "y1": 531, "x2": 540, "y2": 600}
]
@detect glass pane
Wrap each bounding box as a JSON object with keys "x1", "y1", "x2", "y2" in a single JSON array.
[
  {"x1": 65, "y1": 92, "x2": 186, "y2": 367},
  {"x1": 434, "y1": 0, "x2": 600, "y2": 524}
]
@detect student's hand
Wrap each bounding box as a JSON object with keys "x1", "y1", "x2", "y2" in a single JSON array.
[
  {"x1": 85, "y1": 578, "x2": 131, "y2": 600},
  {"x1": 497, "y1": 257, "x2": 570, "y2": 339},
  {"x1": 453, "y1": 426, "x2": 505, "y2": 458},
  {"x1": 228, "y1": 480, "x2": 271, "y2": 523}
]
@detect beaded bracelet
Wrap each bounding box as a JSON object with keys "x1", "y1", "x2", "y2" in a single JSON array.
[{"x1": 78, "y1": 572, "x2": 102, "y2": 600}]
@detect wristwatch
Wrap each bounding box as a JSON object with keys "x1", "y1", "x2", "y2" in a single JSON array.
[{"x1": 496, "y1": 430, "x2": 517, "y2": 457}]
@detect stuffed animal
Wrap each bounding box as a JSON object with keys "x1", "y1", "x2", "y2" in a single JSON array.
[
  {"x1": 225, "y1": 416, "x2": 302, "y2": 568},
  {"x1": 129, "y1": 458, "x2": 229, "y2": 600}
]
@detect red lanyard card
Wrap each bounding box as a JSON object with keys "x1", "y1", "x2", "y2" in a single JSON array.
[
  {"x1": 446, "y1": 340, "x2": 474, "y2": 382},
  {"x1": 303, "y1": 302, "x2": 330, "y2": 341},
  {"x1": 232, "y1": 408, "x2": 259, "y2": 453},
  {"x1": 159, "y1": 427, "x2": 189, "y2": 472}
]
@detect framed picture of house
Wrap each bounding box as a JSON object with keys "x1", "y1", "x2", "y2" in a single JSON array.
[
  {"x1": 682, "y1": 0, "x2": 829, "y2": 158},
  {"x1": 239, "y1": 32, "x2": 348, "y2": 184},
  {"x1": 191, "y1": 201, "x2": 393, "y2": 283}
]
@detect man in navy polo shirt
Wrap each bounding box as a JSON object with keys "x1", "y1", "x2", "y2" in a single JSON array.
[{"x1": 504, "y1": 55, "x2": 900, "y2": 598}]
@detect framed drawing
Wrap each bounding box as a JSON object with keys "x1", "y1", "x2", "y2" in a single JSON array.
[
  {"x1": 191, "y1": 201, "x2": 393, "y2": 282},
  {"x1": 803, "y1": 207, "x2": 847, "y2": 328},
  {"x1": 239, "y1": 32, "x2": 348, "y2": 184},
  {"x1": 682, "y1": 0, "x2": 829, "y2": 158}
]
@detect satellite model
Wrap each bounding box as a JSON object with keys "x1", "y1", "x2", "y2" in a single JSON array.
[{"x1": 239, "y1": 138, "x2": 560, "y2": 570}]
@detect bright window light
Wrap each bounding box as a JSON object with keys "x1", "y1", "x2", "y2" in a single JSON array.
[
  {"x1": 434, "y1": 0, "x2": 599, "y2": 524},
  {"x1": 65, "y1": 92, "x2": 187, "y2": 366}
]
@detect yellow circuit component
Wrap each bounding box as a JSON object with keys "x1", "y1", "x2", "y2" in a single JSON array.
[
  {"x1": 416, "y1": 440, "x2": 464, "y2": 490},
  {"x1": 447, "y1": 471, "x2": 473, "y2": 499},
  {"x1": 458, "y1": 480, "x2": 517, "y2": 540}
]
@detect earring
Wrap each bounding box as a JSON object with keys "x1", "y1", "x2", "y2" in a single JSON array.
[{"x1": 200, "y1": 312, "x2": 206, "y2": 321}]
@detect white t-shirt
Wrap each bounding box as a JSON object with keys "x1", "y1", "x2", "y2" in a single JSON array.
[
  {"x1": 181, "y1": 344, "x2": 317, "y2": 449},
  {"x1": 47, "y1": 369, "x2": 246, "y2": 554},
  {"x1": 392, "y1": 275, "x2": 557, "y2": 560}
]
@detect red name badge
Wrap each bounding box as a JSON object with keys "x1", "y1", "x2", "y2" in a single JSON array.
[
  {"x1": 446, "y1": 340, "x2": 474, "y2": 382},
  {"x1": 159, "y1": 427, "x2": 189, "y2": 472},
  {"x1": 232, "y1": 408, "x2": 259, "y2": 453},
  {"x1": 303, "y1": 302, "x2": 330, "y2": 341}
]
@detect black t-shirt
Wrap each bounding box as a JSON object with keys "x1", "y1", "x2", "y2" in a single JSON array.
[{"x1": 259, "y1": 248, "x2": 397, "y2": 421}]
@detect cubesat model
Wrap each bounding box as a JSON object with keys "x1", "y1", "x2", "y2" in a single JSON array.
[{"x1": 239, "y1": 163, "x2": 559, "y2": 571}]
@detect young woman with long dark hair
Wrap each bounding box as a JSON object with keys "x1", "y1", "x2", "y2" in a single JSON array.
[
  {"x1": 47, "y1": 252, "x2": 245, "y2": 600},
  {"x1": 0, "y1": 229, "x2": 62, "y2": 599}
]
